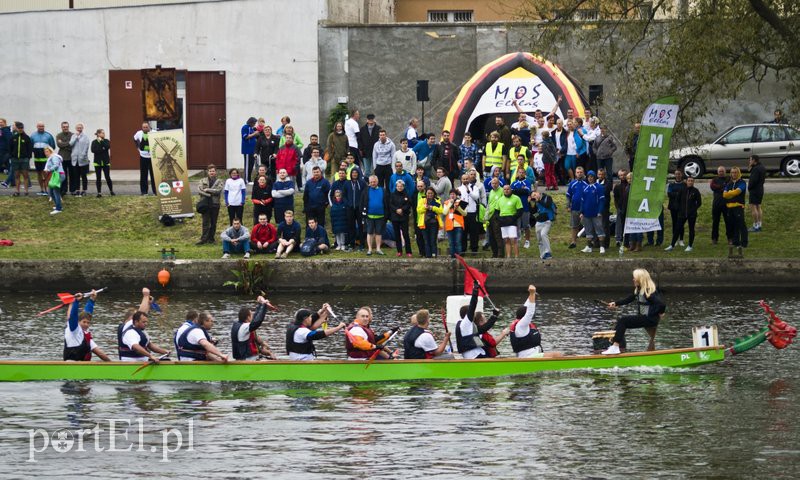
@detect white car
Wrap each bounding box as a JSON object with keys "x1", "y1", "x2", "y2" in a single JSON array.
[{"x1": 670, "y1": 123, "x2": 800, "y2": 178}]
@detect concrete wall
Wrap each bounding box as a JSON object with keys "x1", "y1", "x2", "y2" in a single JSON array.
[
  {"x1": 1, "y1": 259, "x2": 797, "y2": 294},
  {"x1": 0, "y1": 0, "x2": 324, "y2": 170}
]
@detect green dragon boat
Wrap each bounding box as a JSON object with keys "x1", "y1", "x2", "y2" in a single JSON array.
[{"x1": 0, "y1": 346, "x2": 725, "y2": 383}]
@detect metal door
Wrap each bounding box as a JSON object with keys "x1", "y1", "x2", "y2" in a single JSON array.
[{"x1": 186, "y1": 71, "x2": 226, "y2": 169}]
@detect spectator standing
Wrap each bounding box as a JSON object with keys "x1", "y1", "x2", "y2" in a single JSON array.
[
  {"x1": 417, "y1": 187, "x2": 443, "y2": 258},
  {"x1": 485, "y1": 177, "x2": 504, "y2": 258},
  {"x1": 358, "y1": 114, "x2": 381, "y2": 177},
  {"x1": 566, "y1": 166, "x2": 587, "y2": 249},
  {"x1": 432, "y1": 167, "x2": 452, "y2": 201},
  {"x1": 223, "y1": 168, "x2": 247, "y2": 226},
  {"x1": 459, "y1": 132, "x2": 481, "y2": 174},
  {"x1": 530, "y1": 190, "x2": 556, "y2": 259},
  {"x1": 494, "y1": 184, "x2": 524, "y2": 258},
  {"x1": 709, "y1": 166, "x2": 729, "y2": 245},
  {"x1": 412, "y1": 134, "x2": 436, "y2": 177},
  {"x1": 345, "y1": 109, "x2": 361, "y2": 167},
  {"x1": 593, "y1": 125, "x2": 617, "y2": 177},
  {"x1": 403, "y1": 118, "x2": 420, "y2": 147},
  {"x1": 597, "y1": 168, "x2": 613, "y2": 249},
  {"x1": 275, "y1": 133, "x2": 301, "y2": 179},
  {"x1": 494, "y1": 116, "x2": 512, "y2": 149},
  {"x1": 241, "y1": 117, "x2": 258, "y2": 184},
  {"x1": 329, "y1": 189, "x2": 349, "y2": 251},
  {"x1": 389, "y1": 180, "x2": 413, "y2": 257},
  {"x1": 483, "y1": 131, "x2": 508, "y2": 179},
  {"x1": 325, "y1": 122, "x2": 349, "y2": 175},
  {"x1": 9, "y1": 122, "x2": 32, "y2": 196},
  {"x1": 31, "y1": 122, "x2": 55, "y2": 195},
  {"x1": 302, "y1": 148, "x2": 327, "y2": 186},
  {"x1": 91, "y1": 129, "x2": 113, "y2": 197},
  {"x1": 251, "y1": 174, "x2": 273, "y2": 225},
  {"x1": 196, "y1": 164, "x2": 223, "y2": 245},
  {"x1": 43, "y1": 146, "x2": 65, "y2": 215},
  {"x1": 459, "y1": 171, "x2": 484, "y2": 254},
  {"x1": 256, "y1": 125, "x2": 280, "y2": 179},
  {"x1": 55, "y1": 121, "x2": 73, "y2": 196},
  {"x1": 411, "y1": 180, "x2": 428, "y2": 256},
  {"x1": 431, "y1": 130, "x2": 461, "y2": 185},
  {"x1": 665, "y1": 169, "x2": 686, "y2": 248},
  {"x1": 666, "y1": 176, "x2": 701, "y2": 252},
  {"x1": 133, "y1": 122, "x2": 155, "y2": 195},
  {"x1": 723, "y1": 167, "x2": 748, "y2": 258},
  {"x1": 511, "y1": 169, "x2": 532, "y2": 249},
  {"x1": 221, "y1": 218, "x2": 250, "y2": 259},
  {"x1": 540, "y1": 130, "x2": 558, "y2": 190},
  {"x1": 394, "y1": 138, "x2": 417, "y2": 175},
  {"x1": 442, "y1": 190, "x2": 466, "y2": 258},
  {"x1": 372, "y1": 129, "x2": 396, "y2": 190},
  {"x1": 271, "y1": 168, "x2": 296, "y2": 224},
  {"x1": 300, "y1": 134, "x2": 322, "y2": 188},
  {"x1": 389, "y1": 161, "x2": 414, "y2": 194},
  {"x1": 579, "y1": 170, "x2": 606, "y2": 254},
  {"x1": 0, "y1": 119, "x2": 11, "y2": 189},
  {"x1": 303, "y1": 166, "x2": 331, "y2": 228},
  {"x1": 344, "y1": 169, "x2": 367, "y2": 250},
  {"x1": 553, "y1": 119, "x2": 568, "y2": 185},
  {"x1": 748, "y1": 154, "x2": 766, "y2": 232},
  {"x1": 69, "y1": 123, "x2": 91, "y2": 196},
  {"x1": 360, "y1": 175, "x2": 389, "y2": 256}
]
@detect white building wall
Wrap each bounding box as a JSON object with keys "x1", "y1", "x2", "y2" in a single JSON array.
[{"x1": 0, "y1": 0, "x2": 324, "y2": 168}]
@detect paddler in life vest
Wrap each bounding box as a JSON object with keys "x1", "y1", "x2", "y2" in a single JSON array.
[
  {"x1": 456, "y1": 282, "x2": 501, "y2": 359},
  {"x1": 286, "y1": 303, "x2": 346, "y2": 360},
  {"x1": 118, "y1": 311, "x2": 170, "y2": 362},
  {"x1": 345, "y1": 307, "x2": 399, "y2": 360},
  {"x1": 117, "y1": 287, "x2": 156, "y2": 355},
  {"x1": 231, "y1": 296, "x2": 277, "y2": 360},
  {"x1": 475, "y1": 311, "x2": 510, "y2": 358},
  {"x1": 175, "y1": 311, "x2": 228, "y2": 362},
  {"x1": 403, "y1": 309, "x2": 452, "y2": 359},
  {"x1": 63, "y1": 289, "x2": 111, "y2": 362},
  {"x1": 510, "y1": 285, "x2": 563, "y2": 358}
]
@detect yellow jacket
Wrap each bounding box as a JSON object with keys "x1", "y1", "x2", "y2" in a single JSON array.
[{"x1": 417, "y1": 196, "x2": 444, "y2": 229}]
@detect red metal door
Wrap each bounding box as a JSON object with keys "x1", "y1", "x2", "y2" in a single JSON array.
[
  {"x1": 108, "y1": 70, "x2": 145, "y2": 169},
  {"x1": 186, "y1": 71, "x2": 226, "y2": 169}
]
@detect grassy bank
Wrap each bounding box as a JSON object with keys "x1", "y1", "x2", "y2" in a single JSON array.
[{"x1": 0, "y1": 192, "x2": 797, "y2": 260}]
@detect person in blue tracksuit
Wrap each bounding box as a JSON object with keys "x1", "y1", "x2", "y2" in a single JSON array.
[{"x1": 566, "y1": 166, "x2": 587, "y2": 249}]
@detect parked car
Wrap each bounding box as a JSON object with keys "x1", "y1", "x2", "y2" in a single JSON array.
[{"x1": 670, "y1": 123, "x2": 800, "y2": 178}]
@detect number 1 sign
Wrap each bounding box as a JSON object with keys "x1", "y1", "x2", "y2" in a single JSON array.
[{"x1": 692, "y1": 326, "x2": 719, "y2": 348}]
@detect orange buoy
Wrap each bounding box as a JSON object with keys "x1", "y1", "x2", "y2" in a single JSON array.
[{"x1": 157, "y1": 269, "x2": 171, "y2": 287}]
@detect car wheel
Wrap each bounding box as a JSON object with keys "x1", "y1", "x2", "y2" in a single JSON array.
[
  {"x1": 782, "y1": 157, "x2": 800, "y2": 177},
  {"x1": 679, "y1": 158, "x2": 705, "y2": 178}
]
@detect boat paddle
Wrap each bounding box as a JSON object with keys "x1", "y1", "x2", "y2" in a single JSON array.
[
  {"x1": 37, "y1": 287, "x2": 109, "y2": 316},
  {"x1": 258, "y1": 291, "x2": 279, "y2": 311},
  {"x1": 441, "y1": 307, "x2": 455, "y2": 354},
  {"x1": 365, "y1": 328, "x2": 401, "y2": 369},
  {"x1": 131, "y1": 353, "x2": 171, "y2": 377}
]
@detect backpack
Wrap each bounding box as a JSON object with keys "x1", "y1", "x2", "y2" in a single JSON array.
[{"x1": 299, "y1": 238, "x2": 317, "y2": 257}]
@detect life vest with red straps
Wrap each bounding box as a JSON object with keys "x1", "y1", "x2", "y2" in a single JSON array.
[
  {"x1": 480, "y1": 332, "x2": 499, "y2": 358},
  {"x1": 509, "y1": 318, "x2": 541, "y2": 353},
  {"x1": 63, "y1": 330, "x2": 93, "y2": 361}
]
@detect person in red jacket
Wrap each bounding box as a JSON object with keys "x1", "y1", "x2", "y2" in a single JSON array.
[
  {"x1": 275, "y1": 133, "x2": 301, "y2": 178},
  {"x1": 251, "y1": 213, "x2": 278, "y2": 254}
]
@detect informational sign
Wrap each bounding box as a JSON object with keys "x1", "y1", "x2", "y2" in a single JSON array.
[
  {"x1": 624, "y1": 96, "x2": 680, "y2": 234},
  {"x1": 150, "y1": 129, "x2": 193, "y2": 218}
]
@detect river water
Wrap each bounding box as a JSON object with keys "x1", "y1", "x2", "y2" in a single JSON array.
[{"x1": 0, "y1": 291, "x2": 797, "y2": 478}]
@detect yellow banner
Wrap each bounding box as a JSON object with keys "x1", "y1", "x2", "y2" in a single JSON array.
[{"x1": 150, "y1": 129, "x2": 194, "y2": 218}]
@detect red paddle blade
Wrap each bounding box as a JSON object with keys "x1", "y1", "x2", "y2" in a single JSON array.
[
  {"x1": 37, "y1": 303, "x2": 66, "y2": 317},
  {"x1": 56, "y1": 293, "x2": 77, "y2": 304}
]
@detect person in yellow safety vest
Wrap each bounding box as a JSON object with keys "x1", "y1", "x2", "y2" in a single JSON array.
[
  {"x1": 484, "y1": 131, "x2": 509, "y2": 180},
  {"x1": 508, "y1": 135, "x2": 530, "y2": 176}
]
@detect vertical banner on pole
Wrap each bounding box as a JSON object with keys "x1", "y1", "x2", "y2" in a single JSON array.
[
  {"x1": 150, "y1": 129, "x2": 194, "y2": 218},
  {"x1": 624, "y1": 97, "x2": 680, "y2": 234}
]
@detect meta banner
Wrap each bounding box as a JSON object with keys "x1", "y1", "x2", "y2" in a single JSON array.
[
  {"x1": 150, "y1": 129, "x2": 194, "y2": 218},
  {"x1": 624, "y1": 97, "x2": 679, "y2": 234}
]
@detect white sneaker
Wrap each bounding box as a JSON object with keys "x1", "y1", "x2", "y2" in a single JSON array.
[
  {"x1": 678, "y1": 240, "x2": 685, "y2": 247},
  {"x1": 222, "y1": 253, "x2": 230, "y2": 259},
  {"x1": 599, "y1": 246, "x2": 606, "y2": 254},
  {"x1": 685, "y1": 245, "x2": 693, "y2": 252},
  {"x1": 664, "y1": 245, "x2": 673, "y2": 251},
  {"x1": 50, "y1": 209, "x2": 62, "y2": 215},
  {"x1": 243, "y1": 252, "x2": 250, "y2": 259},
  {"x1": 524, "y1": 240, "x2": 530, "y2": 249},
  {"x1": 581, "y1": 246, "x2": 592, "y2": 253},
  {"x1": 601, "y1": 345, "x2": 621, "y2": 355},
  {"x1": 619, "y1": 246, "x2": 624, "y2": 254}
]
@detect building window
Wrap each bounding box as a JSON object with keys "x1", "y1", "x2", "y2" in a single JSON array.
[
  {"x1": 553, "y1": 8, "x2": 600, "y2": 21},
  {"x1": 638, "y1": 2, "x2": 654, "y2": 19},
  {"x1": 428, "y1": 10, "x2": 473, "y2": 23}
]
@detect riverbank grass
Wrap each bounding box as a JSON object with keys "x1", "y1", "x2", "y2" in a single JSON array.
[{"x1": 0, "y1": 193, "x2": 797, "y2": 260}]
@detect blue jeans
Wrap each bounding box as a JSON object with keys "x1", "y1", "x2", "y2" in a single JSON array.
[
  {"x1": 223, "y1": 239, "x2": 251, "y2": 254},
  {"x1": 646, "y1": 211, "x2": 665, "y2": 244},
  {"x1": 3, "y1": 153, "x2": 14, "y2": 186},
  {"x1": 447, "y1": 228, "x2": 462, "y2": 257},
  {"x1": 49, "y1": 187, "x2": 62, "y2": 211},
  {"x1": 422, "y1": 225, "x2": 438, "y2": 258}
]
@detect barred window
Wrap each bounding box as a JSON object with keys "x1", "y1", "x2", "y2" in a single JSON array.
[{"x1": 428, "y1": 10, "x2": 473, "y2": 23}]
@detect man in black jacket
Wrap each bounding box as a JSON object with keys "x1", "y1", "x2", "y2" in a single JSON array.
[
  {"x1": 748, "y1": 155, "x2": 766, "y2": 232},
  {"x1": 358, "y1": 114, "x2": 381, "y2": 178},
  {"x1": 709, "y1": 166, "x2": 729, "y2": 244},
  {"x1": 431, "y1": 130, "x2": 461, "y2": 185},
  {"x1": 9, "y1": 122, "x2": 32, "y2": 196}
]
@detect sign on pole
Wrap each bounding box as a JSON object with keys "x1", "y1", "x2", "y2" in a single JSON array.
[
  {"x1": 150, "y1": 129, "x2": 194, "y2": 218},
  {"x1": 624, "y1": 97, "x2": 679, "y2": 234}
]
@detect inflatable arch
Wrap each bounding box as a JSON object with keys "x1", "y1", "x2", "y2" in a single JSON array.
[{"x1": 443, "y1": 52, "x2": 589, "y2": 143}]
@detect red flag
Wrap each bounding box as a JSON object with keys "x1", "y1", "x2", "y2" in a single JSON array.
[{"x1": 463, "y1": 265, "x2": 487, "y2": 297}]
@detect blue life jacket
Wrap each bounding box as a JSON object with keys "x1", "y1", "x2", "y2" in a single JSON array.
[
  {"x1": 118, "y1": 324, "x2": 149, "y2": 359},
  {"x1": 455, "y1": 319, "x2": 481, "y2": 354},
  {"x1": 176, "y1": 326, "x2": 211, "y2": 360},
  {"x1": 403, "y1": 325, "x2": 427, "y2": 359}
]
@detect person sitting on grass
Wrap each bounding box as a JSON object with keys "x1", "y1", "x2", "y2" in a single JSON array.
[
  {"x1": 251, "y1": 213, "x2": 278, "y2": 255},
  {"x1": 275, "y1": 210, "x2": 301, "y2": 258},
  {"x1": 221, "y1": 217, "x2": 251, "y2": 259},
  {"x1": 63, "y1": 289, "x2": 111, "y2": 361},
  {"x1": 304, "y1": 217, "x2": 330, "y2": 255}
]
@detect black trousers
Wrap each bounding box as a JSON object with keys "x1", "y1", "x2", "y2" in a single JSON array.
[
  {"x1": 201, "y1": 206, "x2": 220, "y2": 243},
  {"x1": 672, "y1": 216, "x2": 696, "y2": 247},
  {"x1": 711, "y1": 203, "x2": 728, "y2": 242},
  {"x1": 346, "y1": 207, "x2": 365, "y2": 248},
  {"x1": 60, "y1": 161, "x2": 71, "y2": 195},
  {"x1": 612, "y1": 314, "x2": 659, "y2": 349},
  {"x1": 462, "y1": 212, "x2": 480, "y2": 253},
  {"x1": 68, "y1": 163, "x2": 80, "y2": 193},
  {"x1": 243, "y1": 154, "x2": 256, "y2": 183},
  {"x1": 227, "y1": 205, "x2": 244, "y2": 225},
  {"x1": 95, "y1": 165, "x2": 113, "y2": 193},
  {"x1": 488, "y1": 217, "x2": 502, "y2": 258},
  {"x1": 374, "y1": 164, "x2": 392, "y2": 190},
  {"x1": 78, "y1": 165, "x2": 89, "y2": 191},
  {"x1": 140, "y1": 156, "x2": 156, "y2": 194},
  {"x1": 392, "y1": 219, "x2": 412, "y2": 254},
  {"x1": 306, "y1": 206, "x2": 327, "y2": 228},
  {"x1": 728, "y1": 207, "x2": 748, "y2": 247},
  {"x1": 669, "y1": 208, "x2": 683, "y2": 241},
  {"x1": 253, "y1": 204, "x2": 273, "y2": 225},
  {"x1": 414, "y1": 224, "x2": 426, "y2": 255}
]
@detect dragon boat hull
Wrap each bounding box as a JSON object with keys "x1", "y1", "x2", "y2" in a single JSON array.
[{"x1": 0, "y1": 346, "x2": 725, "y2": 382}]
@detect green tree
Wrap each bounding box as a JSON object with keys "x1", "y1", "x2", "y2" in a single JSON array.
[{"x1": 514, "y1": 0, "x2": 799, "y2": 142}]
